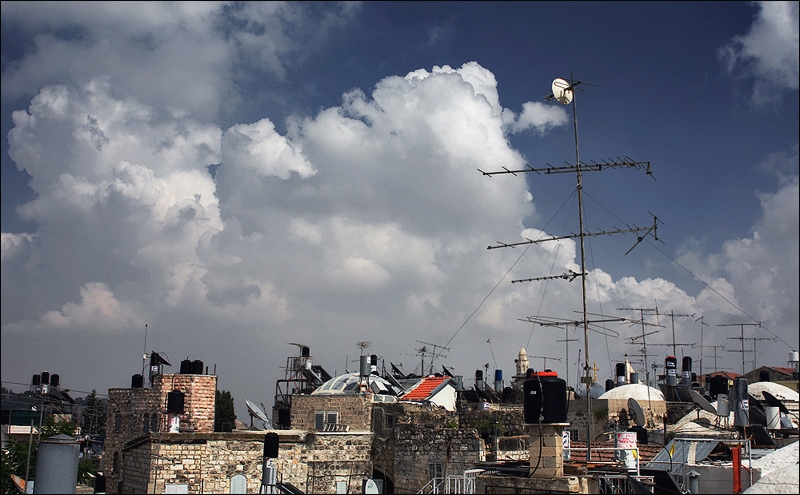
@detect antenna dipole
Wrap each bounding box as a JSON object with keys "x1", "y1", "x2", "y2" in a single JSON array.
[
  {"x1": 356, "y1": 341, "x2": 372, "y2": 356},
  {"x1": 718, "y1": 322, "x2": 763, "y2": 375},
  {"x1": 530, "y1": 355, "x2": 562, "y2": 369}
]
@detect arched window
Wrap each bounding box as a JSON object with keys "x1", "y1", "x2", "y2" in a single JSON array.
[
  {"x1": 143, "y1": 413, "x2": 150, "y2": 433},
  {"x1": 230, "y1": 474, "x2": 247, "y2": 494},
  {"x1": 151, "y1": 413, "x2": 160, "y2": 432},
  {"x1": 112, "y1": 452, "x2": 120, "y2": 474}
]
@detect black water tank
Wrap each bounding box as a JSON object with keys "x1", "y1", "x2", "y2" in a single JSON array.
[
  {"x1": 131, "y1": 374, "x2": 144, "y2": 388},
  {"x1": 628, "y1": 425, "x2": 649, "y2": 445},
  {"x1": 192, "y1": 359, "x2": 203, "y2": 375},
  {"x1": 759, "y1": 370, "x2": 770, "y2": 382},
  {"x1": 95, "y1": 474, "x2": 106, "y2": 493},
  {"x1": 41, "y1": 371, "x2": 50, "y2": 385},
  {"x1": 615, "y1": 362, "x2": 626, "y2": 378},
  {"x1": 180, "y1": 359, "x2": 193, "y2": 374},
  {"x1": 50, "y1": 374, "x2": 60, "y2": 387},
  {"x1": 709, "y1": 376, "x2": 729, "y2": 399},
  {"x1": 682, "y1": 356, "x2": 692, "y2": 372},
  {"x1": 263, "y1": 432, "x2": 279, "y2": 458},
  {"x1": 605, "y1": 379, "x2": 615, "y2": 392},
  {"x1": 278, "y1": 407, "x2": 290, "y2": 427},
  {"x1": 32, "y1": 374, "x2": 41, "y2": 386},
  {"x1": 523, "y1": 371, "x2": 567, "y2": 424},
  {"x1": 301, "y1": 346, "x2": 310, "y2": 357},
  {"x1": 691, "y1": 372, "x2": 697, "y2": 383},
  {"x1": 475, "y1": 370, "x2": 483, "y2": 382},
  {"x1": 167, "y1": 390, "x2": 185, "y2": 414}
]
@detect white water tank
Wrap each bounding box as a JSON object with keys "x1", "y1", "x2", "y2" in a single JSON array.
[
  {"x1": 765, "y1": 406, "x2": 781, "y2": 430},
  {"x1": 716, "y1": 394, "x2": 730, "y2": 417}
]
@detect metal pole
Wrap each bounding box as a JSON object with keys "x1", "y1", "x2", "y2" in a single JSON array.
[
  {"x1": 569, "y1": 71, "x2": 593, "y2": 462},
  {"x1": 25, "y1": 419, "x2": 34, "y2": 489}
]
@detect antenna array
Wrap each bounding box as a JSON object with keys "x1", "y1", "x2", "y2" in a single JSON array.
[{"x1": 483, "y1": 73, "x2": 657, "y2": 461}]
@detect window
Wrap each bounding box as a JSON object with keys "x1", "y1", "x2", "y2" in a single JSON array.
[
  {"x1": 151, "y1": 413, "x2": 160, "y2": 432},
  {"x1": 230, "y1": 474, "x2": 247, "y2": 494},
  {"x1": 314, "y1": 411, "x2": 339, "y2": 431},
  {"x1": 326, "y1": 411, "x2": 338, "y2": 426},
  {"x1": 385, "y1": 414, "x2": 394, "y2": 428},
  {"x1": 429, "y1": 462, "x2": 444, "y2": 481},
  {"x1": 112, "y1": 452, "x2": 120, "y2": 474},
  {"x1": 143, "y1": 414, "x2": 150, "y2": 433},
  {"x1": 114, "y1": 412, "x2": 122, "y2": 432}
]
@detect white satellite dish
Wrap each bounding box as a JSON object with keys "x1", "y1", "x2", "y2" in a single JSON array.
[
  {"x1": 245, "y1": 399, "x2": 270, "y2": 429},
  {"x1": 689, "y1": 389, "x2": 717, "y2": 415},
  {"x1": 552, "y1": 78, "x2": 573, "y2": 105},
  {"x1": 628, "y1": 397, "x2": 645, "y2": 427},
  {"x1": 363, "y1": 479, "x2": 380, "y2": 494}
]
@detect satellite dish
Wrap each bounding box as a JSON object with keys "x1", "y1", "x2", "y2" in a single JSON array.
[
  {"x1": 762, "y1": 391, "x2": 790, "y2": 415},
  {"x1": 363, "y1": 479, "x2": 380, "y2": 494},
  {"x1": 689, "y1": 389, "x2": 717, "y2": 415},
  {"x1": 245, "y1": 399, "x2": 270, "y2": 430},
  {"x1": 552, "y1": 78, "x2": 573, "y2": 105},
  {"x1": 628, "y1": 397, "x2": 645, "y2": 427}
]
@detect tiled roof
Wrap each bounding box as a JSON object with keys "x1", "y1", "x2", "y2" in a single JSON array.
[{"x1": 401, "y1": 376, "x2": 449, "y2": 401}]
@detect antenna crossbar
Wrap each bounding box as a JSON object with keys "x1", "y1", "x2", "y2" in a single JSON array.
[
  {"x1": 489, "y1": 220, "x2": 658, "y2": 251},
  {"x1": 512, "y1": 269, "x2": 583, "y2": 284},
  {"x1": 478, "y1": 158, "x2": 653, "y2": 178}
]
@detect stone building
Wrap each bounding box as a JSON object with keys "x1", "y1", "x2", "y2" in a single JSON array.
[{"x1": 101, "y1": 371, "x2": 217, "y2": 493}]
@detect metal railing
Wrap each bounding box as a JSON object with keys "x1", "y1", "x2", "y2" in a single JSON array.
[{"x1": 417, "y1": 469, "x2": 484, "y2": 494}]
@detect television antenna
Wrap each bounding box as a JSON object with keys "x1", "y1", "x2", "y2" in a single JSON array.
[
  {"x1": 654, "y1": 310, "x2": 695, "y2": 356},
  {"x1": 482, "y1": 73, "x2": 657, "y2": 460},
  {"x1": 356, "y1": 341, "x2": 372, "y2": 355},
  {"x1": 417, "y1": 340, "x2": 450, "y2": 375},
  {"x1": 530, "y1": 355, "x2": 562, "y2": 369},
  {"x1": 704, "y1": 344, "x2": 727, "y2": 373},
  {"x1": 718, "y1": 322, "x2": 763, "y2": 374}
]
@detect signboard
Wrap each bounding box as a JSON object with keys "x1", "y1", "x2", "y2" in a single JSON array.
[
  {"x1": 562, "y1": 430, "x2": 571, "y2": 460},
  {"x1": 614, "y1": 432, "x2": 638, "y2": 472}
]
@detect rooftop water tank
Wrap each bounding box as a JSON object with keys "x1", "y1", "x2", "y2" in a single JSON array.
[{"x1": 523, "y1": 371, "x2": 567, "y2": 424}]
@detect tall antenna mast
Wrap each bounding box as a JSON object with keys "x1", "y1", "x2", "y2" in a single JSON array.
[
  {"x1": 141, "y1": 323, "x2": 149, "y2": 382},
  {"x1": 482, "y1": 74, "x2": 656, "y2": 461},
  {"x1": 696, "y1": 316, "x2": 709, "y2": 376}
]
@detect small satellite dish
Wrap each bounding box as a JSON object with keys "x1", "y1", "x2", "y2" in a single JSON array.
[
  {"x1": 363, "y1": 479, "x2": 380, "y2": 494},
  {"x1": 245, "y1": 399, "x2": 270, "y2": 430},
  {"x1": 628, "y1": 397, "x2": 645, "y2": 427},
  {"x1": 552, "y1": 78, "x2": 573, "y2": 105},
  {"x1": 689, "y1": 389, "x2": 717, "y2": 415}
]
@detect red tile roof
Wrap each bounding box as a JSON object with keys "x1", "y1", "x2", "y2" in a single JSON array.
[{"x1": 401, "y1": 376, "x2": 449, "y2": 401}]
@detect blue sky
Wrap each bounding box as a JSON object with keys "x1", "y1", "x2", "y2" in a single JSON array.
[{"x1": 1, "y1": 2, "x2": 797, "y2": 420}]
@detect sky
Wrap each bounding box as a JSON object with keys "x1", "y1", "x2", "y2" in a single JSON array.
[{"x1": 1, "y1": 2, "x2": 798, "y2": 422}]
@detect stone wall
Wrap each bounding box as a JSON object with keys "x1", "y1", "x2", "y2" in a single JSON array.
[
  {"x1": 117, "y1": 430, "x2": 374, "y2": 494},
  {"x1": 392, "y1": 422, "x2": 484, "y2": 494},
  {"x1": 290, "y1": 393, "x2": 373, "y2": 431}
]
